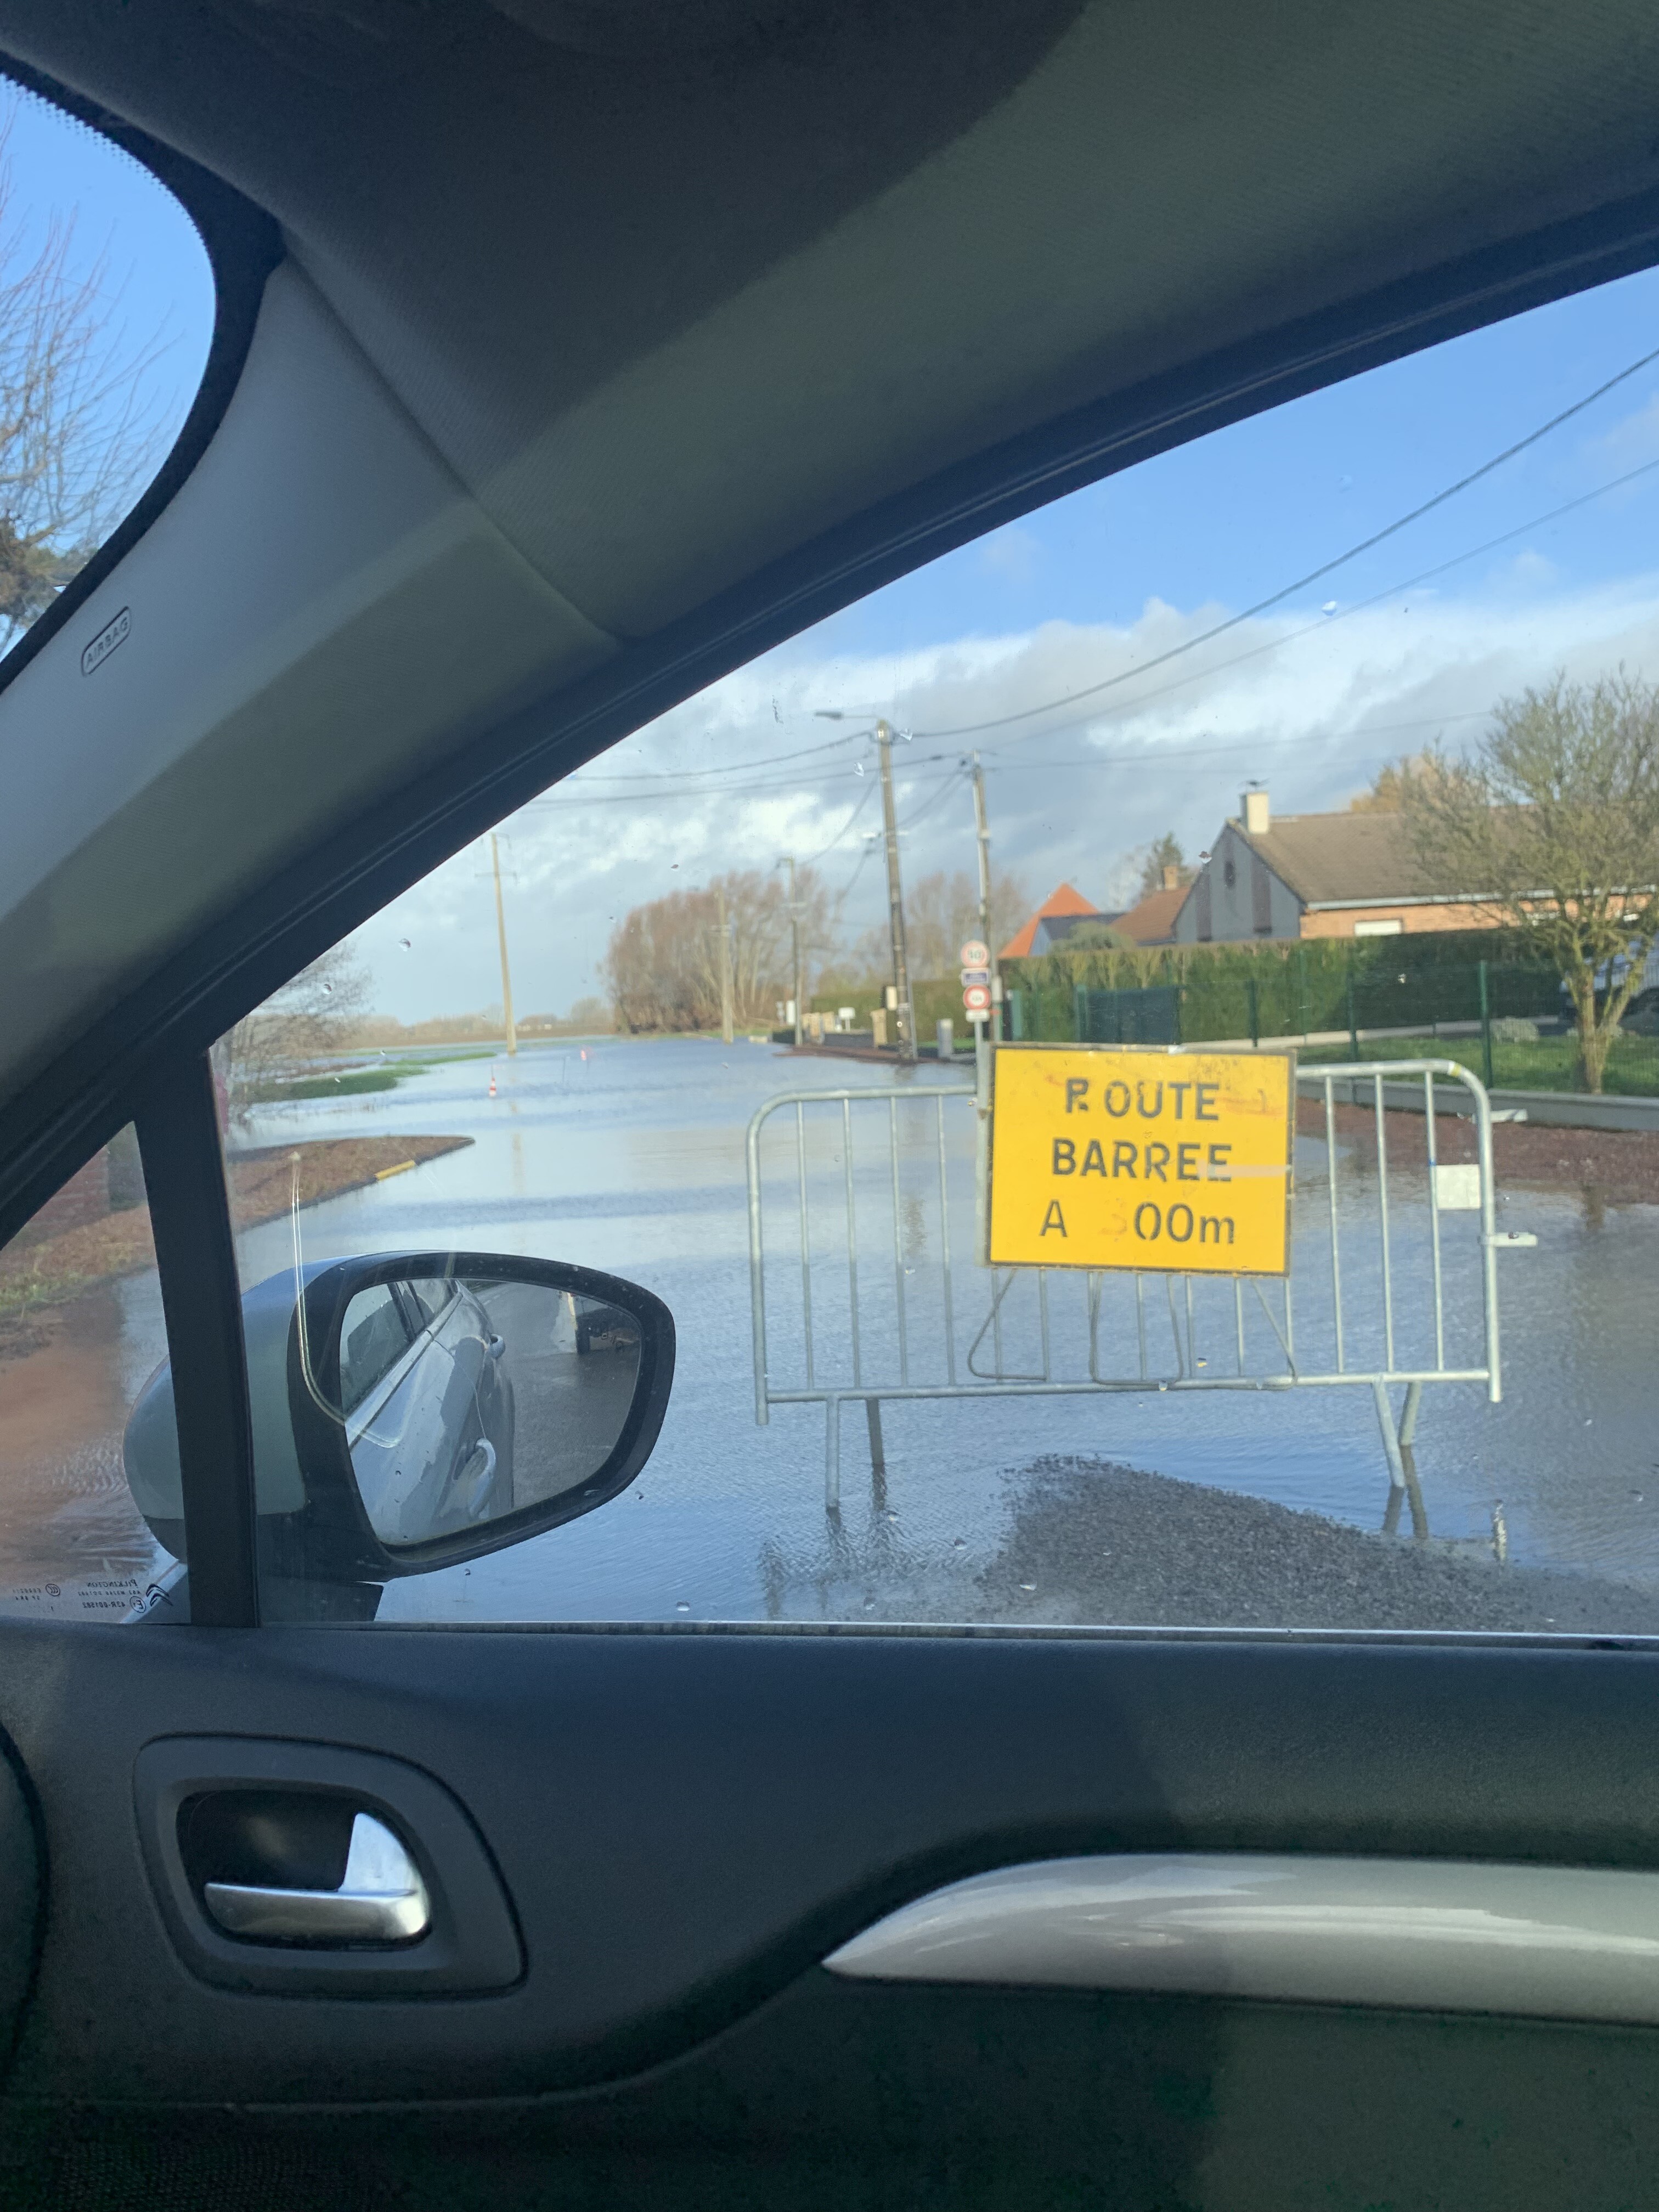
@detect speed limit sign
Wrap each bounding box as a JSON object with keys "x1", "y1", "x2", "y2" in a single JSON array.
[
  {"x1": 959, "y1": 938, "x2": 991, "y2": 970},
  {"x1": 962, "y1": 982, "x2": 992, "y2": 1014}
]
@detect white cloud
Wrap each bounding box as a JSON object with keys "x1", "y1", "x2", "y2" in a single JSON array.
[{"x1": 352, "y1": 568, "x2": 1659, "y2": 1020}]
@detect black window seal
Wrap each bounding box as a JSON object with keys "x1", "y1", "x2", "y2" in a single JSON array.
[
  {"x1": 0, "y1": 54, "x2": 282, "y2": 706},
  {"x1": 132, "y1": 1054, "x2": 259, "y2": 1628}
]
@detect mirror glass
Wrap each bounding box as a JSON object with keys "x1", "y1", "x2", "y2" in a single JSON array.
[{"x1": 334, "y1": 1278, "x2": 642, "y2": 1550}]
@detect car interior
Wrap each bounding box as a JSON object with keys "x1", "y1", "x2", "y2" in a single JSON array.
[{"x1": 4, "y1": 2, "x2": 1659, "y2": 2205}]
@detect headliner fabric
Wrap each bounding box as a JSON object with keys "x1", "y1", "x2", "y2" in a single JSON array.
[{"x1": 2, "y1": 0, "x2": 1659, "y2": 640}]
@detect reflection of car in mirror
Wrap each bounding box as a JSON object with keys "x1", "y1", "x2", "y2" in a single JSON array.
[
  {"x1": 122, "y1": 1253, "x2": 675, "y2": 1615},
  {"x1": 338, "y1": 1276, "x2": 516, "y2": 1547}
]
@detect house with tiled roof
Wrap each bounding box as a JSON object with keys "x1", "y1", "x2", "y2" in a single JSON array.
[
  {"x1": 1172, "y1": 788, "x2": 1507, "y2": 943},
  {"x1": 1108, "y1": 867, "x2": 1189, "y2": 946},
  {"x1": 999, "y1": 882, "x2": 1114, "y2": 960}
]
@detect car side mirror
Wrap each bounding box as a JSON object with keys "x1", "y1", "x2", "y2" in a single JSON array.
[{"x1": 124, "y1": 1252, "x2": 675, "y2": 1595}]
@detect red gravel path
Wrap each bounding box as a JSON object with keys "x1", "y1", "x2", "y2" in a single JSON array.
[{"x1": 1295, "y1": 1097, "x2": 1659, "y2": 1205}]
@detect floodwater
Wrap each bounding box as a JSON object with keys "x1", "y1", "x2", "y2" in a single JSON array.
[{"x1": 2, "y1": 1035, "x2": 1657, "y2": 1624}]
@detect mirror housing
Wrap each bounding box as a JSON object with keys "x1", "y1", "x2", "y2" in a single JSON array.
[{"x1": 124, "y1": 1251, "x2": 674, "y2": 1593}]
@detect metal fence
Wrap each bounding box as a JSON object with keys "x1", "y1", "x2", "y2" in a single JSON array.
[
  {"x1": 747, "y1": 1061, "x2": 1533, "y2": 1517},
  {"x1": 1009, "y1": 959, "x2": 1659, "y2": 1097}
]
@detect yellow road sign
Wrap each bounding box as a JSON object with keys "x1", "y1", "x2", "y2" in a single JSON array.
[{"x1": 988, "y1": 1045, "x2": 1295, "y2": 1274}]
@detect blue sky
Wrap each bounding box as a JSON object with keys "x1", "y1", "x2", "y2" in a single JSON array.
[
  {"x1": 818, "y1": 263, "x2": 1659, "y2": 658},
  {"x1": 2, "y1": 83, "x2": 215, "y2": 470},
  {"x1": 10, "y1": 80, "x2": 1659, "y2": 1020}
]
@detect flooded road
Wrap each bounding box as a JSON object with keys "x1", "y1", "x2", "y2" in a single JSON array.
[{"x1": 3, "y1": 1035, "x2": 1658, "y2": 1626}]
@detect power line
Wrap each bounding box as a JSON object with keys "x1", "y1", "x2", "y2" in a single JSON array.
[
  {"x1": 970, "y1": 450, "x2": 1659, "y2": 757},
  {"x1": 896, "y1": 768, "x2": 969, "y2": 833},
  {"x1": 511, "y1": 421, "x2": 1659, "y2": 819},
  {"x1": 797, "y1": 775, "x2": 877, "y2": 865},
  {"x1": 561, "y1": 728, "x2": 867, "y2": 784},
  {"x1": 912, "y1": 341, "x2": 1659, "y2": 740}
]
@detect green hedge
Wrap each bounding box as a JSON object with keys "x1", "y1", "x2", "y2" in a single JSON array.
[{"x1": 1001, "y1": 933, "x2": 1559, "y2": 1044}]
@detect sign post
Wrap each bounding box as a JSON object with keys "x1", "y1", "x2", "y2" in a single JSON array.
[
  {"x1": 988, "y1": 1045, "x2": 1295, "y2": 1274},
  {"x1": 958, "y1": 940, "x2": 996, "y2": 1259}
]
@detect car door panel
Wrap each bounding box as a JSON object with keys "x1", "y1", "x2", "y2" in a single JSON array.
[
  {"x1": 5, "y1": 1626, "x2": 1659, "y2": 2115},
  {"x1": 0, "y1": 1742, "x2": 38, "y2": 2082}
]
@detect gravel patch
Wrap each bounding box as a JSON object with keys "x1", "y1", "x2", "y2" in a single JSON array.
[{"x1": 973, "y1": 1455, "x2": 1659, "y2": 1633}]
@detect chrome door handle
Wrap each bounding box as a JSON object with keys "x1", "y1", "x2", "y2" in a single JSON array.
[
  {"x1": 204, "y1": 1813, "x2": 431, "y2": 1945},
  {"x1": 460, "y1": 1436, "x2": 497, "y2": 1515}
]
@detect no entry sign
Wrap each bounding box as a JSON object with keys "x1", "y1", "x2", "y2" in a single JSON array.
[{"x1": 988, "y1": 1045, "x2": 1294, "y2": 1274}]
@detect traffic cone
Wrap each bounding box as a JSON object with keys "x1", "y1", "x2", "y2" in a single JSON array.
[{"x1": 488, "y1": 1071, "x2": 496, "y2": 1097}]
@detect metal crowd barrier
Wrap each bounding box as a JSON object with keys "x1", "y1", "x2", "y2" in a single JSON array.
[{"x1": 746, "y1": 1061, "x2": 1532, "y2": 1514}]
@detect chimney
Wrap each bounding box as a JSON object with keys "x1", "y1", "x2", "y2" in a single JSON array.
[
  {"x1": 1161, "y1": 864, "x2": 1179, "y2": 891},
  {"x1": 1242, "y1": 786, "x2": 1270, "y2": 836}
]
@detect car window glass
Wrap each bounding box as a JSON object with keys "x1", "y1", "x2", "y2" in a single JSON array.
[
  {"x1": 0, "y1": 1124, "x2": 181, "y2": 1621},
  {"x1": 0, "y1": 84, "x2": 215, "y2": 665},
  {"x1": 340, "y1": 1286, "x2": 413, "y2": 1416},
  {"x1": 216, "y1": 258, "x2": 1659, "y2": 1633}
]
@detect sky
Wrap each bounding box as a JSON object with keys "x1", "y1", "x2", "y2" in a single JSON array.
[
  {"x1": 390, "y1": 262, "x2": 1659, "y2": 1020},
  {"x1": 14, "y1": 81, "x2": 1659, "y2": 1021},
  {"x1": 0, "y1": 83, "x2": 215, "y2": 495}
]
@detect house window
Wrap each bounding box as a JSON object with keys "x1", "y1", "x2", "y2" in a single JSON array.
[{"x1": 1353, "y1": 918, "x2": 1404, "y2": 936}]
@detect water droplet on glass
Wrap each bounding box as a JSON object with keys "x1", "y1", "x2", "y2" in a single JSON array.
[
  {"x1": 1018, "y1": 1582, "x2": 1036, "y2": 1593},
  {"x1": 399, "y1": 938, "x2": 412, "y2": 950},
  {"x1": 863, "y1": 1599, "x2": 876, "y2": 1611},
  {"x1": 952, "y1": 1537, "x2": 966, "y2": 1549},
  {"x1": 675, "y1": 1600, "x2": 691, "y2": 1613},
  {"x1": 321, "y1": 982, "x2": 333, "y2": 994},
  {"x1": 885, "y1": 1510, "x2": 899, "y2": 1521},
  {"x1": 1321, "y1": 599, "x2": 1338, "y2": 616},
  {"x1": 854, "y1": 763, "x2": 865, "y2": 776}
]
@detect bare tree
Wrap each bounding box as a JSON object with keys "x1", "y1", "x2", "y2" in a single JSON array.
[
  {"x1": 1403, "y1": 671, "x2": 1659, "y2": 1092},
  {"x1": 216, "y1": 945, "x2": 375, "y2": 1121},
  {"x1": 601, "y1": 867, "x2": 838, "y2": 1032},
  {"x1": 0, "y1": 109, "x2": 180, "y2": 646},
  {"x1": 851, "y1": 867, "x2": 1029, "y2": 980}
]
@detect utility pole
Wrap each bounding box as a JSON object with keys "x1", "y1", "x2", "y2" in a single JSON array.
[
  {"x1": 715, "y1": 879, "x2": 735, "y2": 1045},
  {"x1": 969, "y1": 750, "x2": 1000, "y2": 1016},
  {"x1": 490, "y1": 831, "x2": 517, "y2": 1056},
  {"x1": 877, "y1": 719, "x2": 915, "y2": 1060},
  {"x1": 781, "y1": 855, "x2": 803, "y2": 1047}
]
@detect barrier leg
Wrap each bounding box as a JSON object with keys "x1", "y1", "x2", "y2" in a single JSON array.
[
  {"x1": 825, "y1": 1398, "x2": 841, "y2": 1514},
  {"x1": 865, "y1": 1397, "x2": 886, "y2": 1477},
  {"x1": 1374, "y1": 1379, "x2": 1430, "y2": 1539},
  {"x1": 1373, "y1": 1375, "x2": 1407, "y2": 1516},
  {"x1": 1398, "y1": 1381, "x2": 1429, "y2": 1538},
  {"x1": 1399, "y1": 1379, "x2": 1423, "y2": 1450}
]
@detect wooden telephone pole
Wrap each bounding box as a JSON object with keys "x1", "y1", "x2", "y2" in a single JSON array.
[
  {"x1": 877, "y1": 719, "x2": 915, "y2": 1060},
  {"x1": 490, "y1": 831, "x2": 517, "y2": 1056}
]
